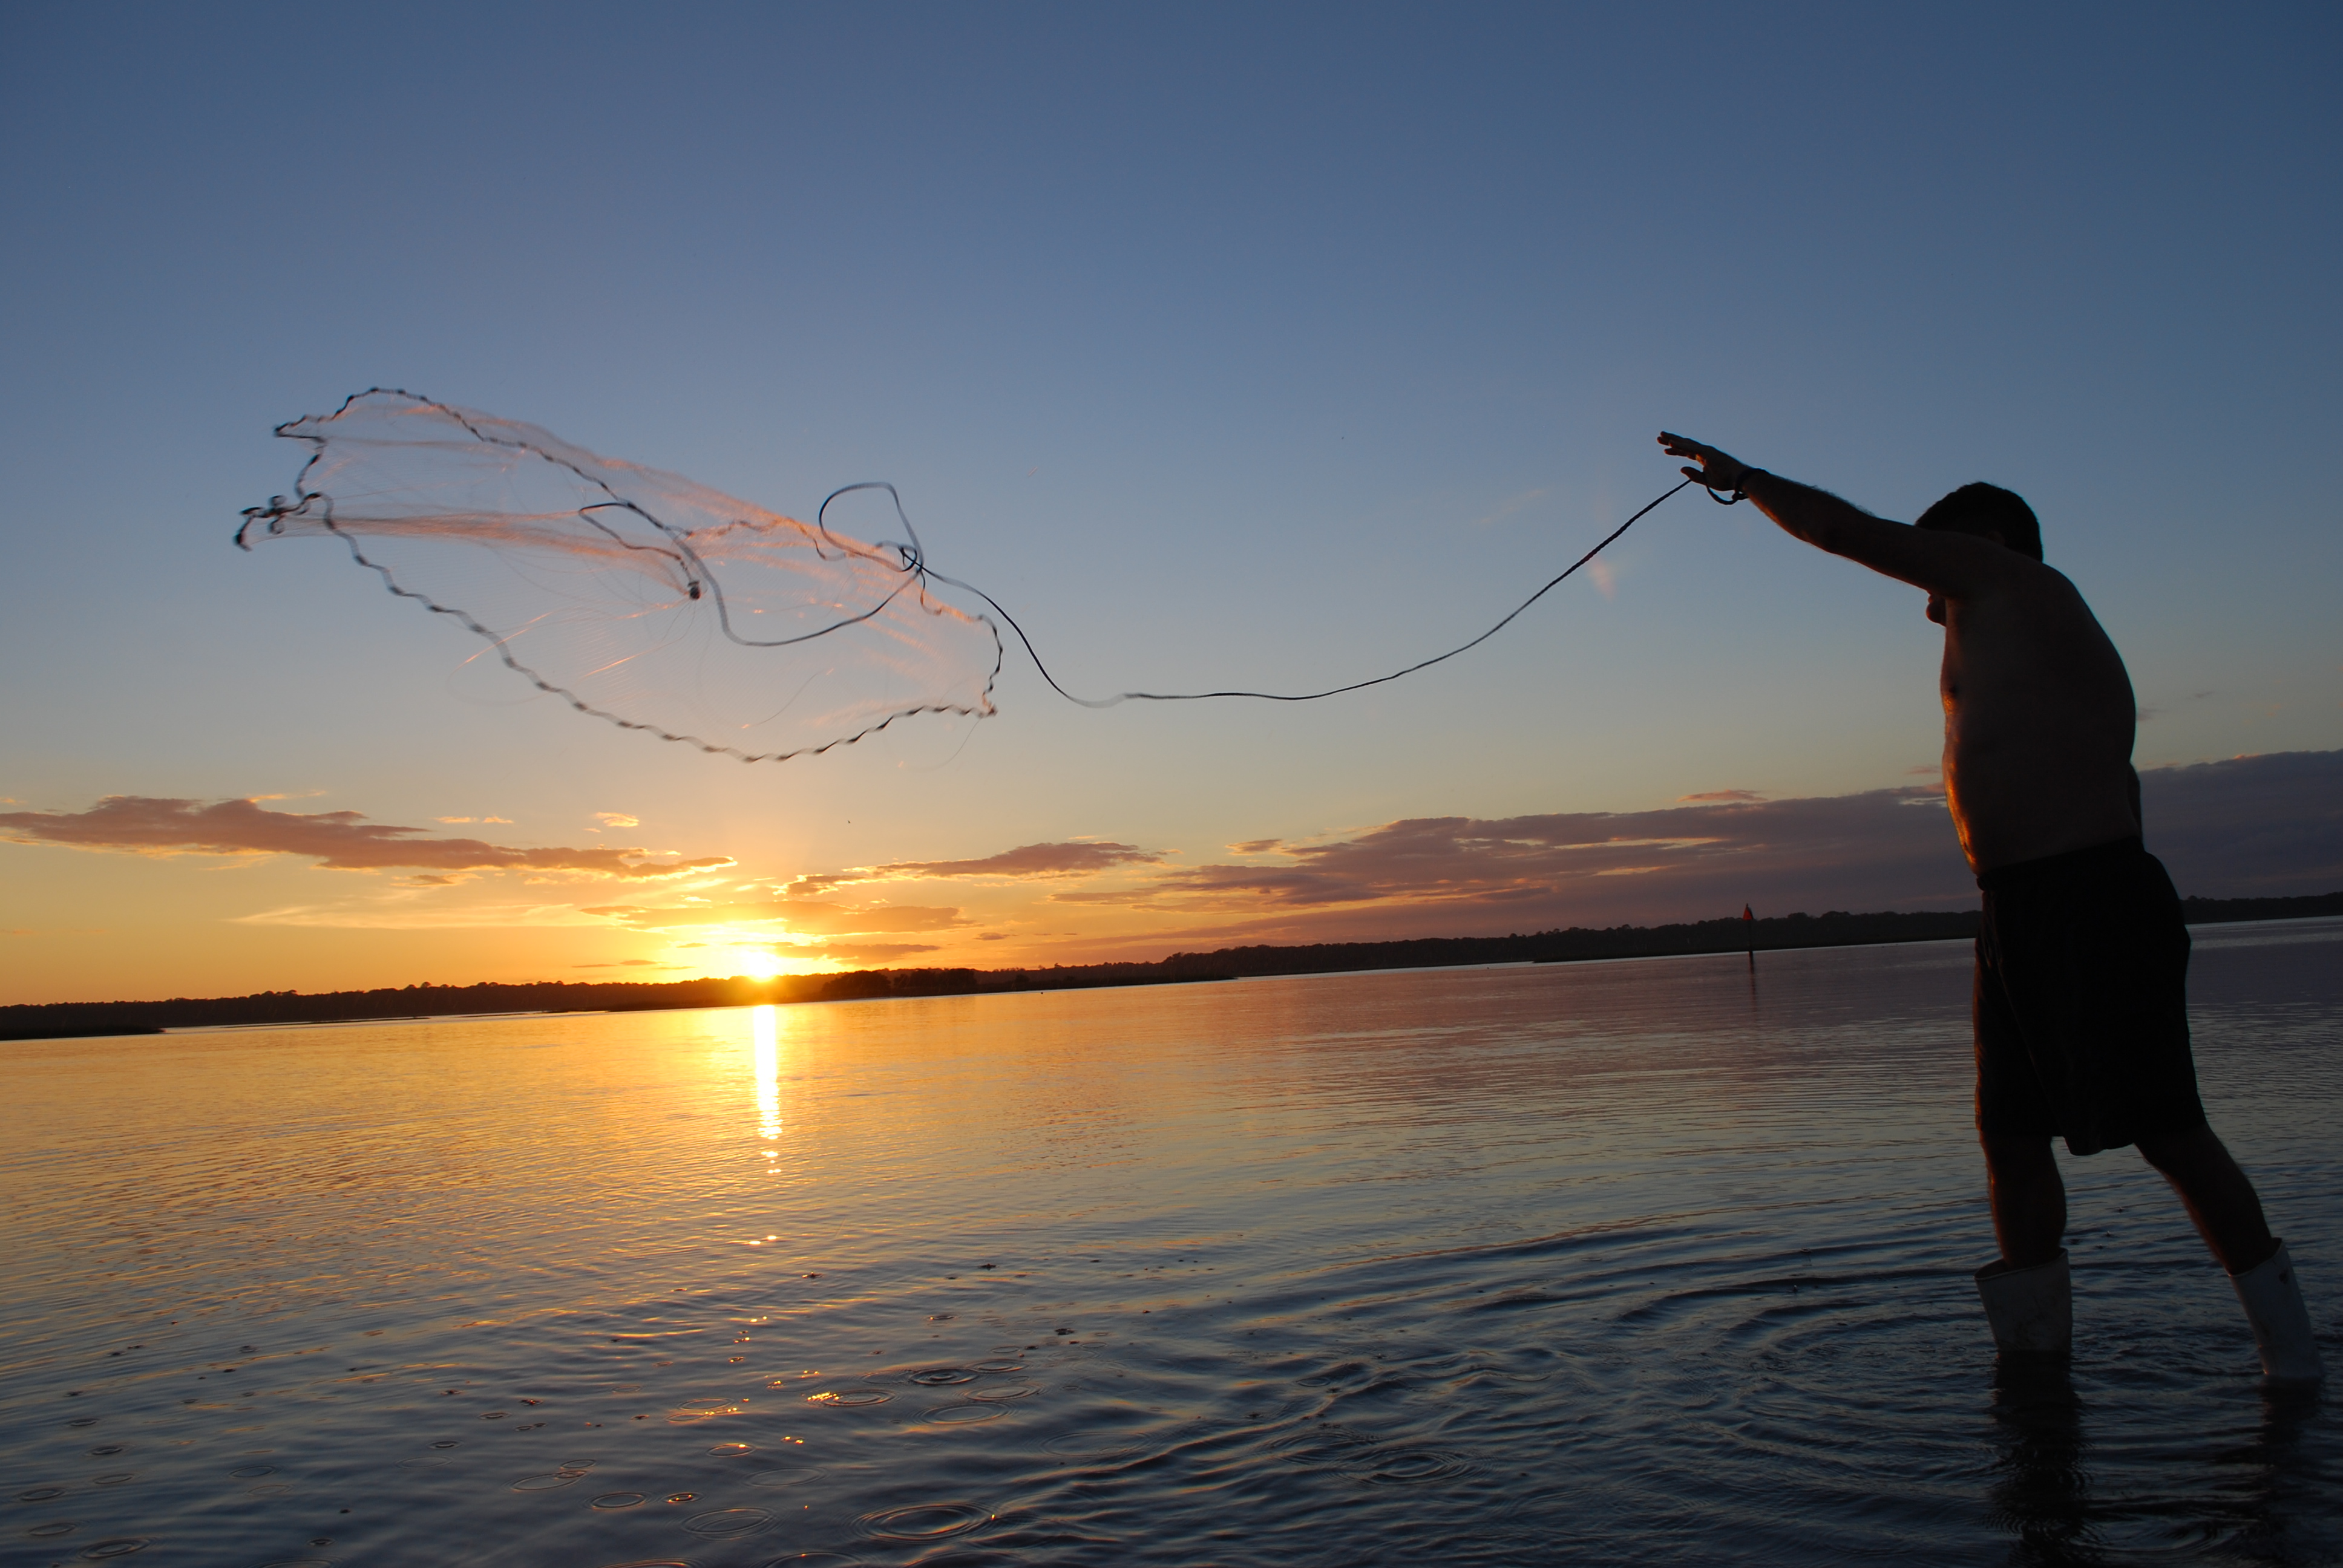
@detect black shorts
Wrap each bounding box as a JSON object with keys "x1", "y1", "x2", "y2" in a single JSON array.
[{"x1": 1973, "y1": 837, "x2": 2207, "y2": 1157}]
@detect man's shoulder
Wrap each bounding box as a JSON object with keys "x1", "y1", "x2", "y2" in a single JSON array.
[{"x1": 1955, "y1": 555, "x2": 2088, "y2": 610}]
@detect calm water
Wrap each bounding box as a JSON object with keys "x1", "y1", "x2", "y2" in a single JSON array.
[{"x1": 4, "y1": 923, "x2": 2339, "y2": 1567}]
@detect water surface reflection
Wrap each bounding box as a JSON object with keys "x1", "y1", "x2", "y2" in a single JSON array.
[{"x1": 2, "y1": 923, "x2": 2336, "y2": 1564}]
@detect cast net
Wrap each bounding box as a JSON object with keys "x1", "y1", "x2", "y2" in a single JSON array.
[{"x1": 238, "y1": 390, "x2": 1001, "y2": 762}]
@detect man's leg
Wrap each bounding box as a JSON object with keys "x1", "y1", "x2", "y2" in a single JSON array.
[
  {"x1": 1976, "y1": 1134, "x2": 2073, "y2": 1352},
  {"x1": 1983, "y1": 1134, "x2": 2066, "y2": 1269},
  {"x1": 2140, "y1": 1125, "x2": 2321, "y2": 1379},
  {"x1": 2134, "y1": 1125, "x2": 2277, "y2": 1274}
]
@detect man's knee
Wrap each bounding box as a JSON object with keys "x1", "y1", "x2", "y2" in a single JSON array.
[
  {"x1": 1982, "y1": 1132, "x2": 2059, "y2": 1182},
  {"x1": 2134, "y1": 1122, "x2": 2224, "y2": 1175}
]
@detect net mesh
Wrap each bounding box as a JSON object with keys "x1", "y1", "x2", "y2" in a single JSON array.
[{"x1": 238, "y1": 390, "x2": 1001, "y2": 762}]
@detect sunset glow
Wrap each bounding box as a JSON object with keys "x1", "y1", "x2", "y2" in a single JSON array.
[{"x1": 0, "y1": 9, "x2": 2333, "y2": 1008}]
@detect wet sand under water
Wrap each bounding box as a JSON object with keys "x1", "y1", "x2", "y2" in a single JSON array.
[{"x1": 3, "y1": 921, "x2": 2338, "y2": 1566}]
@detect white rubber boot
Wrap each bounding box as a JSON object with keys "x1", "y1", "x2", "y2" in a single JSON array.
[
  {"x1": 2230, "y1": 1240, "x2": 2323, "y2": 1382},
  {"x1": 1976, "y1": 1250, "x2": 2071, "y2": 1353}
]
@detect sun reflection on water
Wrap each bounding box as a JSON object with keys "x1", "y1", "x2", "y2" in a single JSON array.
[{"x1": 752, "y1": 1004, "x2": 782, "y2": 1149}]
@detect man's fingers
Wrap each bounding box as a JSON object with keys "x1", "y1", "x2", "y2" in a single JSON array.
[{"x1": 1661, "y1": 431, "x2": 1748, "y2": 489}]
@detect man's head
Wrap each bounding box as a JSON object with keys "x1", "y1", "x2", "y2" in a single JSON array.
[{"x1": 1916, "y1": 482, "x2": 2042, "y2": 561}]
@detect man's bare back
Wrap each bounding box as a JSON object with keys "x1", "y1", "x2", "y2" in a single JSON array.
[{"x1": 1654, "y1": 433, "x2": 2136, "y2": 870}]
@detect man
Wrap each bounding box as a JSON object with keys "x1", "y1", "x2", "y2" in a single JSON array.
[{"x1": 1656, "y1": 432, "x2": 2319, "y2": 1380}]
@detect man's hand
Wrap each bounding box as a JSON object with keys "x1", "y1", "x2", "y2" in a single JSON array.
[
  {"x1": 1658, "y1": 431, "x2": 1757, "y2": 493},
  {"x1": 1660, "y1": 431, "x2": 2025, "y2": 601}
]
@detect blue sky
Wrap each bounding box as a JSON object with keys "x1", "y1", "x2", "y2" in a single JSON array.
[{"x1": 3, "y1": 3, "x2": 2338, "y2": 1001}]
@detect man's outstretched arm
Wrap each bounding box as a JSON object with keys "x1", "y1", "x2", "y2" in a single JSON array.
[{"x1": 1657, "y1": 432, "x2": 2020, "y2": 599}]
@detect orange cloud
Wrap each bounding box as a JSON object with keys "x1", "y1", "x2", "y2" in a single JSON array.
[
  {"x1": 814, "y1": 941, "x2": 945, "y2": 964},
  {"x1": 0, "y1": 796, "x2": 732, "y2": 880},
  {"x1": 1677, "y1": 789, "x2": 1765, "y2": 803},
  {"x1": 795, "y1": 841, "x2": 1162, "y2": 893},
  {"x1": 582, "y1": 899, "x2": 968, "y2": 935},
  {"x1": 1054, "y1": 789, "x2": 1957, "y2": 923}
]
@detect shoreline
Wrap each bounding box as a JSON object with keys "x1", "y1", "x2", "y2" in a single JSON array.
[{"x1": 5, "y1": 893, "x2": 2338, "y2": 1044}]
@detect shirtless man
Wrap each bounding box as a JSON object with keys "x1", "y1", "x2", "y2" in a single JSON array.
[{"x1": 1657, "y1": 433, "x2": 2320, "y2": 1381}]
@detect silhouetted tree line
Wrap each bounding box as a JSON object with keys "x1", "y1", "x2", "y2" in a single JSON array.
[
  {"x1": 1157, "y1": 907, "x2": 1984, "y2": 979},
  {"x1": 5, "y1": 890, "x2": 2335, "y2": 1041},
  {"x1": 0, "y1": 963, "x2": 1219, "y2": 1040}
]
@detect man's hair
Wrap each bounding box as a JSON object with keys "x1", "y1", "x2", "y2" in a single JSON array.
[{"x1": 1915, "y1": 482, "x2": 2041, "y2": 560}]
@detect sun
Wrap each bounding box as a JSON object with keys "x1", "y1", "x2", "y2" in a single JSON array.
[{"x1": 731, "y1": 949, "x2": 787, "y2": 981}]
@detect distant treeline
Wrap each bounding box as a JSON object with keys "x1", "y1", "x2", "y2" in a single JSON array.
[
  {"x1": 1158, "y1": 907, "x2": 1983, "y2": 979},
  {"x1": 0, "y1": 965, "x2": 1213, "y2": 1041},
  {"x1": 5, "y1": 890, "x2": 2336, "y2": 1042}
]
